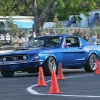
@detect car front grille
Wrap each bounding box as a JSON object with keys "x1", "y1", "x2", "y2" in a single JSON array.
[{"x1": 1, "y1": 55, "x2": 28, "y2": 62}]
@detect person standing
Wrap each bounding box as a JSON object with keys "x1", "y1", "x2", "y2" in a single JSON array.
[
  {"x1": 18, "y1": 30, "x2": 26, "y2": 47},
  {"x1": 83, "y1": 30, "x2": 89, "y2": 41},
  {"x1": 18, "y1": 30, "x2": 24, "y2": 39},
  {"x1": 90, "y1": 32, "x2": 98, "y2": 44},
  {"x1": 12, "y1": 33, "x2": 20, "y2": 48},
  {"x1": 29, "y1": 31, "x2": 36, "y2": 40},
  {"x1": 73, "y1": 28, "x2": 79, "y2": 36},
  {"x1": 97, "y1": 34, "x2": 100, "y2": 45},
  {"x1": 18, "y1": 31, "x2": 25, "y2": 47},
  {"x1": 48, "y1": 29, "x2": 56, "y2": 35},
  {"x1": 78, "y1": 28, "x2": 83, "y2": 38}
]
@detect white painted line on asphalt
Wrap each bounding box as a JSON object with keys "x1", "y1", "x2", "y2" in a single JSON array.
[
  {"x1": 27, "y1": 85, "x2": 41, "y2": 95},
  {"x1": 27, "y1": 80, "x2": 51, "y2": 95},
  {"x1": 26, "y1": 74, "x2": 100, "y2": 98}
]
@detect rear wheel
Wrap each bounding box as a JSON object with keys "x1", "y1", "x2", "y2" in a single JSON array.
[
  {"x1": 84, "y1": 54, "x2": 97, "y2": 72},
  {"x1": 43, "y1": 56, "x2": 57, "y2": 76},
  {"x1": 1, "y1": 70, "x2": 14, "y2": 77}
]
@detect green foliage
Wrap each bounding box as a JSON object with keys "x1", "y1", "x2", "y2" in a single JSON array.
[
  {"x1": 0, "y1": 0, "x2": 100, "y2": 35},
  {"x1": 57, "y1": 0, "x2": 99, "y2": 21},
  {"x1": 57, "y1": 0, "x2": 65, "y2": 8},
  {"x1": 0, "y1": 0, "x2": 99, "y2": 20},
  {"x1": 53, "y1": 13, "x2": 63, "y2": 33}
]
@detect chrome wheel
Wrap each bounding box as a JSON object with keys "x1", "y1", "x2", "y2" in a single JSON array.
[
  {"x1": 89, "y1": 55, "x2": 96, "y2": 70},
  {"x1": 48, "y1": 57, "x2": 56, "y2": 72},
  {"x1": 43, "y1": 56, "x2": 57, "y2": 75},
  {"x1": 84, "y1": 54, "x2": 97, "y2": 72}
]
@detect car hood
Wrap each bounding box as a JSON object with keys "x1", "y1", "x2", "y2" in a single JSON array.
[{"x1": 0, "y1": 47, "x2": 56, "y2": 56}]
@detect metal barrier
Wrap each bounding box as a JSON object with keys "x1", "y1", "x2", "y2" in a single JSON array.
[{"x1": 43, "y1": 27, "x2": 100, "y2": 38}]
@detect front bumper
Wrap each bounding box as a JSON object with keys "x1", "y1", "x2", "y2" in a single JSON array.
[{"x1": 0, "y1": 60, "x2": 43, "y2": 71}]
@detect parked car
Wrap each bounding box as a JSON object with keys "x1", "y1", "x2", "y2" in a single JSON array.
[{"x1": 0, "y1": 34, "x2": 100, "y2": 77}]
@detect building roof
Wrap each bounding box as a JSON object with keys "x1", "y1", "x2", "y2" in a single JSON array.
[{"x1": 12, "y1": 20, "x2": 34, "y2": 28}]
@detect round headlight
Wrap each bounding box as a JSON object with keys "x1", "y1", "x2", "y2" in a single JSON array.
[
  {"x1": 34, "y1": 54, "x2": 39, "y2": 60},
  {"x1": 23, "y1": 55, "x2": 27, "y2": 60},
  {"x1": 3, "y1": 57, "x2": 6, "y2": 61}
]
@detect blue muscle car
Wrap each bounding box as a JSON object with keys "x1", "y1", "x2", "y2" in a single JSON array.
[{"x1": 0, "y1": 34, "x2": 100, "y2": 77}]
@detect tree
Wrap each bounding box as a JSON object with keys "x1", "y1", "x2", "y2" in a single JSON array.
[
  {"x1": 0, "y1": 0, "x2": 100, "y2": 36},
  {"x1": 53, "y1": 13, "x2": 63, "y2": 34},
  {"x1": 30, "y1": 0, "x2": 100, "y2": 36}
]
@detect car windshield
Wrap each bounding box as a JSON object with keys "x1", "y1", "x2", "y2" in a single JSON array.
[{"x1": 26, "y1": 36, "x2": 63, "y2": 48}]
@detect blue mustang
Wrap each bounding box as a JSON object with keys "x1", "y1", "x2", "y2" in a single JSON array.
[{"x1": 0, "y1": 34, "x2": 100, "y2": 77}]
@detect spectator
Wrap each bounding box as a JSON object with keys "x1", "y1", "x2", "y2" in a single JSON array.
[
  {"x1": 48, "y1": 29, "x2": 56, "y2": 35},
  {"x1": 73, "y1": 28, "x2": 79, "y2": 36},
  {"x1": 18, "y1": 30, "x2": 26, "y2": 47},
  {"x1": 28, "y1": 30, "x2": 33, "y2": 38},
  {"x1": 78, "y1": 28, "x2": 83, "y2": 38},
  {"x1": 19, "y1": 36, "x2": 25, "y2": 47},
  {"x1": 97, "y1": 34, "x2": 100, "y2": 44},
  {"x1": 89, "y1": 32, "x2": 98, "y2": 44},
  {"x1": 29, "y1": 31, "x2": 36, "y2": 40},
  {"x1": 83, "y1": 30, "x2": 89, "y2": 41},
  {"x1": 18, "y1": 30, "x2": 24, "y2": 39},
  {"x1": 12, "y1": 33, "x2": 20, "y2": 48}
]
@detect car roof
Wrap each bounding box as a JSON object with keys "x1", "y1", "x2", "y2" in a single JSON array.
[{"x1": 35, "y1": 34, "x2": 78, "y2": 38}]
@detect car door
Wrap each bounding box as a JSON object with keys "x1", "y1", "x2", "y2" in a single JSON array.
[{"x1": 63, "y1": 37, "x2": 86, "y2": 67}]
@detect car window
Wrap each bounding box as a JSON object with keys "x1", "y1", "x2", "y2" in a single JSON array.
[
  {"x1": 65, "y1": 37, "x2": 80, "y2": 47},
  {"x1": 26, "y1": 36, "x2": 62, "y2": 48}
]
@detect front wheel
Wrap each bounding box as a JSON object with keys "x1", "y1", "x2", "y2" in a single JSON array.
[
  {"x1": 43, "y1": 56, "x2": 57, "y2": 76},
  {"x1": 84, "y1": 54, "x2": 97, "y2": 72},
  {"x1": 1, "y1": 70, "x2": 14, "y2": 77}
]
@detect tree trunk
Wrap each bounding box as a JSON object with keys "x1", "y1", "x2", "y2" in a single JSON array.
[
  {"x1": 33, "y1": 0, "x2": 56, "y2": 36},
  {"x1": 33, "y1": 0, "x2": 42, "y2": 36},
  {"x1": 34, "y1": 18, "x2": 42, "y2": 36},
  {"x1": 33, "y1": 0, "x2": 66, "y2": 36}
]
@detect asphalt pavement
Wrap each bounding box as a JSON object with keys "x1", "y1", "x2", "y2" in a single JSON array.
[{"x1": 0, "y1": 69, "x2": 100, "y2": 100}]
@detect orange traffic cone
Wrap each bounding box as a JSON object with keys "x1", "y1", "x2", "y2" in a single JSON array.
[
  {"x1": 36, "y1": 67, "x2": 47, "y2": 86},
  {"x1": 57, "y1": 63, "x2": 65, "y2": 80},
  {"x1": 47, "y1": 70, "x2": 63, "y2": 94},
  {"x1": 95, "y1": 59, "x2": 100, "y2": 75}
]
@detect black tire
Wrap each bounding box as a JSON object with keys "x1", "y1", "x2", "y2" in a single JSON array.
[
  {"x1": 43, "y1": 56, "x2": 57, "y2": 76},
  {"x1": 84, "y1": 54, "x2": 97, "y2": 72},
  {"x1": 1, "y1": 70, "x2": 14, "y2": 77}
]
